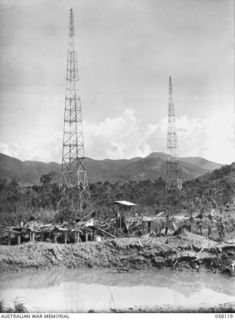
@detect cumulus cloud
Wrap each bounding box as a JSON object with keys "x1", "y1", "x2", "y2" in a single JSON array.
[
  {"x1": 0, "y1": 140, "x2": 61, "y2": 163},
  {"x1": 202, "y1": 111, "x2": 235, "y2": 163},
  {"x1": 0, "y1": 143, "x2": 13, "y2": 157},
  {"x1": 84, "y1": 108, "x2": 151, "y2": 159},
  {"x1": 84, "y1": 108, "x2": 234, "y2": 163},
  {"x1": 0, "y1": 108, "x2": 234, "y2": 164},
  {"x1": 177, "y1": 112, "x2": 235, "y2": 163},
  {"x1": 144, "y1": 112, "x2": 234, "y2": 164}
]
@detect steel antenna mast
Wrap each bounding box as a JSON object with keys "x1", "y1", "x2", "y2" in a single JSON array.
[
  {"x1": 166, "y1": 75, "x2": 182, "y2": 190},
  {"x1": 61, "y1": 8, "x2": 91, "y2": 211}
]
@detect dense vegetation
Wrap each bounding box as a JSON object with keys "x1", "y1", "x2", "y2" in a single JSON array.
[
  {"x1": 0, "y1": 300, "x2": 28, "y2": 313},
  {"x1": 0, "y1": 163, "x2": 234, "y2": 228}
]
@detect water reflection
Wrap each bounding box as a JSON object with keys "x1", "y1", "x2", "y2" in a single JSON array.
[{"x1": 0, "y1": 269, "x2": 234, "y2": 312}]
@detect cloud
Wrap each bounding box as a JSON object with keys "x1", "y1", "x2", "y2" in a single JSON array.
[
  {"x1": 145, "y1": 112, "x2": 234, "y2": 164},
  {"x1": 0, "y1": 0, "x2": 233, "y2": 166},
  {"x1": 0, "y1": 143, "x2": 12, "y2": 157},
  {"x1": 0, "y1": 108, "x2": 151, "y2": 162},
  {"x1": 144, "y1": 115, "x2": 205, "y2": 157},
  {"x1": 203, "y1": 111, "x2": 235, "y2": 164},
  {"x1": 0, "y1": 141, "x2": 61, "y2": 163},
  {"x1": 84, "y1": 108, "x2": 151, "y2": 159},
  {"x1": 0, "y1": 108, "x2": 234, "y2": 164}
]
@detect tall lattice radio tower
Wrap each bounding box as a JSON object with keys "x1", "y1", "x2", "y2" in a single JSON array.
[
  {"x1": 61, "y1": 8, "x2": 91, "y2": 211},
  {"x1": 166, "y1": 76, "x2": 182, "y2": 190}
]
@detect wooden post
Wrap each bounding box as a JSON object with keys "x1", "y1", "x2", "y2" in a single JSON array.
[
  {"x1": 53, "y1": 233, "x2": 57, "y2": 243},
  {"x1": 148, "y1": 221, "x2": 151, "y2": 233},
  {"x1": 8, "y1": 231, "x2": 11, "y2": 245},
  {"x1": 17, "y1": 234, "x2": 21, "y2": 245},
  {"x1": 30, "y1": 230, "x2": 35, "y2": 242},
  {"x1": 93, "y1": 229, "x2": 96, "y2": 241},
  {"x1": 74, "y1": 231, "x2": 78, "y2": 243},
  {"x1": 64, "y1": 231, "x2": 68, "y2": 244},
  {"x1": 41, "y1": 232, "x2": 44, "y2": 242},
  {"x1": 85, "y1": 231, "x2": 88, "y2": 242}
]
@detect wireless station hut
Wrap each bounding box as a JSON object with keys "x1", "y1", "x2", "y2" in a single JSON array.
[{"x1": 113, "y1": 200, "x2": 137, "y2": 211}]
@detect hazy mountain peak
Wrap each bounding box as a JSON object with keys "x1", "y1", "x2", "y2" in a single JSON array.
[{"x1": 0, "y1": 152, "x2": 223, "y2": 185}]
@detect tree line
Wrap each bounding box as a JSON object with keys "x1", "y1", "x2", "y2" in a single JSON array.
[{"x1": 0, "y1": 164, "x2": 234, "y2": 227}]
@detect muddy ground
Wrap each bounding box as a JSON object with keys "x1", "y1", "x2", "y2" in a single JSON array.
[
  {"x1": 104, "y1": 301, "x2": 235, "y2": 313},
  {"x1": 0, "y1": 231, "x2": 234, "y2": 274}
]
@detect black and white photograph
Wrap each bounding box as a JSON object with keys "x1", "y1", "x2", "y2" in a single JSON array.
[{"x1": 0, "y1": 0, "x2": 234, "y2": 315}]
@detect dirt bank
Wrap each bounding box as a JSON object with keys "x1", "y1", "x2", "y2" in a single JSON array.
[
  {"x1": 103, "y1": 302, "x2": 235, "y2": 313},
  {"x1": 0, "y1": 232, "x2": 234, "y2": 273}
]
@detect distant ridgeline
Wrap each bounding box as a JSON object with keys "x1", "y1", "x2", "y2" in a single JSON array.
[
  {"x1": 0, "y1": 160, "x2": 234, "y2": 227},
  {"x1": 0, "y1": 152, "x2": 223, "y2": 185}
]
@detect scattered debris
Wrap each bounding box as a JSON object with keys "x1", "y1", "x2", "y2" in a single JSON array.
[{"x1": 1, "y1": 208, "x2": 234, "y2": 246}]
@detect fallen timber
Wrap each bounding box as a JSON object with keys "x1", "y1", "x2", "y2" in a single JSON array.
[
  {"x1": 0, "y1": 211, "x2": 234, "y2": 275},
  {"x1": 0, "y1": 213, "x2": 164, "y2": 246},
  {"x1": 0, "y1": 211, "x2": 234, "y2": 246}
]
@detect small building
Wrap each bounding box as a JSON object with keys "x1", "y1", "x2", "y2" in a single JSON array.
[{"x1": 113, "y1": 200, "x2": 137, "y2": 211}]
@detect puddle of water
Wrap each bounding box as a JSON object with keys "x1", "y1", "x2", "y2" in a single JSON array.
[{"x1": 0, "y1": 269, "x2": 234, "y2": 312}]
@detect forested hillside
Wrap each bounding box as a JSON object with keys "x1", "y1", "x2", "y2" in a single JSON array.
[
  {"x1": 0, "y1": 163, "x2": 234, "y2": 227},
  {"x1": 0, "y1": 152, "x2": 222, "y2": 185}
]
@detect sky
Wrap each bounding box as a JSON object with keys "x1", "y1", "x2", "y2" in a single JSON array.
[{"x1": 0, "y1": 0, "x2": 234, "y2": 164}]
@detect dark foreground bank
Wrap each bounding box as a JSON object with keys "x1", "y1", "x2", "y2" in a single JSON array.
[{"x1": 0, "y1": 231, "x2": 234, "y2": 274}]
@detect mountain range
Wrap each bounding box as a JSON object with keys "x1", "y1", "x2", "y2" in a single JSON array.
[{"x1": 0, "y1": 152, "x2": 223, "y2": 185}]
